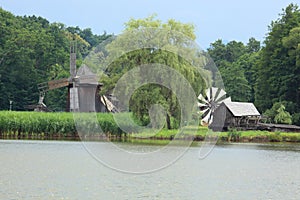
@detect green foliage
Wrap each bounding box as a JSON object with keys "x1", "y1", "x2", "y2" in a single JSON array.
[
  {"x1": 280, "y1": 132, "x2": 300, "y2": 142},
  {"x1": 99, "y1": 16, "x2": 207, "y2": 129},
  {"x1": 0, "y1": 8, "x2": 111, "y2": 111},
  {"x1": 255, "y1": 4, "x2": 300, "y2": 114},
  {"x1": 0, "y1": 111, "x2": 126, "y2": 137},
  {"x1": 264, "y1": 102, "x2": 292, "y2": 124},
  {"x1": 292, "y1": 113, "x2": 300, "y2": 126},
  {"x1": 0, "y1": 111, "x2": 76, "y2": 137},
  {"x1": 267, "y1": 132, "x2": 283, "y2": 142},
  {"x1": 219, "y1": 62, "x2": 251, "y2": 102},
  {"x1": 208, "y1": 38, "x2": 256, "y2": 101},
  {"x1": 1, "y1": 111, "x2": 300, "y2": 143},
  {"x1": 1, "y1": 3, "x2": 300, "y2": 129},
  {"x1": 208, "y1": 3, "x2": 300, "y2": 121},
  {"x1": 227, "y1": 128, "x2": 242, "y2": 142},
  {"x1": 274, "y1": 104, "x2": 292, "y2": 124},
  {"x1": 246, "y1": 37, "x2": 261, "y2": 53},
  {"x1": 264, "y1": 102, "x2": 282, "y2": 122}
]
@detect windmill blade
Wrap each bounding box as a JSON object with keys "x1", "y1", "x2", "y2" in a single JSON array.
[
  {"x1": 198, "y1": 87, "x2": 231, "y2": 125},
  {"x1": 202, "y1": 110, "x2": 212, "y2": 123},
  {"x1": 204, "y1": 94, "x2": 209, "y2": 101},
  {"x1": 199, "y1": 105, "x2": 209, "y2": 111},
  {"x1": 209, "y1": 87, "x2": 213, "y2": 101},
  {"x1": 197, "y1": 102, "x2": 208, "y2": 109},
  {"x1": 198, "y1": 101, "x2": 206, "y2": 106},
  {"x1": 215, "y1": 88, "x2": 227, "y2": 102},
  {"x1": 198, "y1": 100, "x2": 208, "y2": 106},
  {"x1": 215, "y1": 93, "x2": 228, "y2": 103},
  {"x1": 201, "y1": 109, "x2": 210, "y2": 119},
  {"x1": 198, "y1": 94, "x2": 208, "y2": 104},
  {"x1": 207, "y1": 111, "x2": 213, "y2": 123},
  {"x1": 214, "y1": 87, "x2": 222, "y2": 102},
  {"x1": 198, "y1": 101, "x2": 209, "y2": 111}
]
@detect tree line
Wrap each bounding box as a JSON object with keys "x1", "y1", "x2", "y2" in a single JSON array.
[
  {"x1": 208, "y1": 4, "x2": 300, "y2": 125},
  {"x1": 0, "y1": 8, "x2": 110, "y2": 111},
  {"x1": 0, "y1": 4, "x2": 300, "y2": 125}
]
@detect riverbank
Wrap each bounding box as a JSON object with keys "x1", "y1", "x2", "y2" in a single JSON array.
[
  {"x1": 1, "y1": 111, "x2": 300, "y2": 143},
  {"x1": 1, "y1": 128, "x2": 300, "y2": 144}
]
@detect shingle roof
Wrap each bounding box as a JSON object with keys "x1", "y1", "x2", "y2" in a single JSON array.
[{"x1": 224, "y1": 102, "x2": 260, "y2": 117}]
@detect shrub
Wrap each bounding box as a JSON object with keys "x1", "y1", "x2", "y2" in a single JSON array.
[
  {"x1": 267, "y1": 132, "x2": 283, "y2": 142},
  {"x1": 227, "y1": 128, "x2": 241, "y2": 141},
  {"x1": 292, "y1": 113, "x2": 300, "y2": 126}
]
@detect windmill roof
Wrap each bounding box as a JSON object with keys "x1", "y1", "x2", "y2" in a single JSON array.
[
  {"x1": 76, "y1": 64, "x2": 99, "y2": 84},
  {"x1": 223, "y1": 102, "x2": 260, "y2": 117},
  {"x1": 76, "y1": 64, "x2": 95, "y2": 76}
]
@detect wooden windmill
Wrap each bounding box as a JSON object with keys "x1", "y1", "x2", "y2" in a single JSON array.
[{"x1": 33, "y1": 42, "x2": 118, "y2": 113}]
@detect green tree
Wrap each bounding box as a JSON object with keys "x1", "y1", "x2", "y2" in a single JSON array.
[
  {"x1": 264, "y1": 102, "x2": 293, "y2": 124},
  {"x1": 0, "y1": 8, "x2": 111, "y2": 111},
  {"x1": 246, "y1": 37, "x2": 261, "y2": 53},
  {"x1": 99, "y1": 15, "x2": 208, "y2": 129},
  {"x1": 255, "y1": 4, "x2": 300, "y2": 113},
  {"x1": 208, "y1": 39, "x2": 254, "y2": 102},
  {"x1": 207, "y1": 39, "x2": 227, "y2": 67},
  {"x1": 274, "y1": 104, "x2": 292, "y2": 124},
  {"x1": 220, "y1": 62, "x2": 251, "y2": 102}
]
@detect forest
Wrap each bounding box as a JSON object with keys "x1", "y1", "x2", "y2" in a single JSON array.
[{"x1": 0, "y1": 3, "x2": 300, "y2": 125}]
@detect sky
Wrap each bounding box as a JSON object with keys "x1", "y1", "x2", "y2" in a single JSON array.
[{"x1": 0, "y1": 0, "x2": 297, "y2": 49}]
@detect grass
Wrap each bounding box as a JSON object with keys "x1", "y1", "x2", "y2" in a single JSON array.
[
  {"x1": 0, "y1": 111, "x2": 300, "y2": 143},
  {"x1": 0, "y1": 111, "x2": 121, "y2": 138}
]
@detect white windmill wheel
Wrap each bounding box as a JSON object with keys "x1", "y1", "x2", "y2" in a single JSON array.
[{"x1": 198, "y1": 87, "x2": 231, "y2": 125}]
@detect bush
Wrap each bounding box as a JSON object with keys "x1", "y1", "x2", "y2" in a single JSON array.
[
  {"x1": 227, "y1": 128, "x2": 241, "y2": 141},
  {"x1": 264, "y1": 102, "x2": 292, "y2": 124},
  {"x1": 292, "y1": 113, "x2": 300, "y2": 126},
  {"x1": 267, "y1": 132, "x2": 283, "y2": 142}
]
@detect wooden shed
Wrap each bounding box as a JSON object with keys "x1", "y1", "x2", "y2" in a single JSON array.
[{"x1": 210, "y1": 102, "x2": 261, "y2": 131}]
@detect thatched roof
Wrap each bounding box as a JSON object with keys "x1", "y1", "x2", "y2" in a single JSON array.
[{"x1": 223, "y1": 102, "x2": 260, "y2": 117}]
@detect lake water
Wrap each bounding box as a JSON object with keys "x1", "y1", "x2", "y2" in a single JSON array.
[{"x1": 0, "y1": 140, "x2": 299, "y2": 200}]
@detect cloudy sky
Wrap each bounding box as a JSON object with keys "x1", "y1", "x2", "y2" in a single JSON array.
[{"x1": 0, "y1": 0, "x2": 296, "y2": 48}]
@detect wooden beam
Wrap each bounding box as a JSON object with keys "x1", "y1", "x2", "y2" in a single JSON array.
[{"x1": 48, "y1": 78, "x2": 69, "y2": 90}]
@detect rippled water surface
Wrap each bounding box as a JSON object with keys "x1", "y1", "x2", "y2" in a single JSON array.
[{"x1": 0, "y1": 140, "x2": 299, "y2": 200}]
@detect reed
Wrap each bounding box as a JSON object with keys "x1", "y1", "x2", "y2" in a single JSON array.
[{"x1": 0, "y1": 111, "x2": 122, "y2": 138}]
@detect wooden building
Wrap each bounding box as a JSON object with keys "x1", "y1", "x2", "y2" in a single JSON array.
[
  {"x1": 34, "y1": 43, "x2": 118, "y2": 113},
  {"x1": 210, "y1": 101, "x2": 261, "y2": 131},
  {"x1": 68, "y1": 64, "x2": 118, "y2": 113},
  {"x1": 68, "y1": 64, "x2": 106, "y2": 112}
]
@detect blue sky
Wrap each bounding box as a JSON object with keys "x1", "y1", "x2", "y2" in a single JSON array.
[{"x1": 0, "y1": 0, "x2": 296, "y2": 49}]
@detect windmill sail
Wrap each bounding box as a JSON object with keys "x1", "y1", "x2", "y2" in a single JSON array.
[{"x1": 198, "y1": 87, "x2": 231, "y2": 124}]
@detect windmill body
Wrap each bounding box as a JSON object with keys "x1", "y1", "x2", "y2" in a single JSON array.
[{"x1": 33, "y1": 43, "x2": 118, "y2": 113}]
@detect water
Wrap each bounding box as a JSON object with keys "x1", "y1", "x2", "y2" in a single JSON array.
[{"x1": 0, "y1": 140, "x2": 299, "y2": 200}]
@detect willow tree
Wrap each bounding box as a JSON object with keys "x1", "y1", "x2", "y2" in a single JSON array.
[{"x1": 98, "y1": 15, "x2": 211, "y2": 129}]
